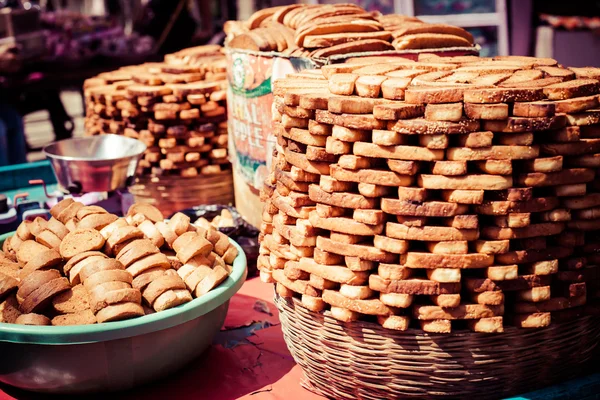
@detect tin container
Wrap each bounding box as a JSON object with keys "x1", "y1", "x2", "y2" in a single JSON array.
[{"x1": 43, "y1": 135, "x2": 146, "y2": 194}]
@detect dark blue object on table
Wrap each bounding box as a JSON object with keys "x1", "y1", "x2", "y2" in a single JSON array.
[
  {"x1": 507, "y1": 371, "x2": 600, "y2": 399},
  {"x1": 0, "y1": 161, "x2": 56, "y2": 235}
]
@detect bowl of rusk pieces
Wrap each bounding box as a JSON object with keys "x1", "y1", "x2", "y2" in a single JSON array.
[{"x1": 0, "y1": 200, "x2": 247, "y2": 393}]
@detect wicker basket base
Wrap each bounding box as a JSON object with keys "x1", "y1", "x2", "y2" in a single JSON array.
[
  {"x1": 128, "y1": 171, "x2": 234, "y2": 217},
  {"x1": 275, "y1": 295, "x2": 600, "y2": 399}
]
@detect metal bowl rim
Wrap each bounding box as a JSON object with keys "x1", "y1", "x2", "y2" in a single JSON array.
[{"x1": 43, "y1": 135, "x2": 147, "y2": 162}]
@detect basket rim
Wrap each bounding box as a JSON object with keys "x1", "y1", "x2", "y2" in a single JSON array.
[{"x1": 0, "y1": 232, "x2": 247, "y2": 345}]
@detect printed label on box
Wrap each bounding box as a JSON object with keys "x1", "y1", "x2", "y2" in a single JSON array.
[
  {"x1": 227, "y1": 52, "x2": 274, "y2": 193},
  {"x1": 227, "y1": 51, "x2": 318, "y2": 193}
]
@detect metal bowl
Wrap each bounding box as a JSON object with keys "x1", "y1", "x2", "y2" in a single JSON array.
[{"x1": 43, "y1": 135, "x2": 147, "y2": 193}]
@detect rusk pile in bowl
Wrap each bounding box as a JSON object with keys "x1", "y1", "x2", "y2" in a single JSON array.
[
  {"x1": 0, "y1": 200, "x2": 246, "y2": 393},
  {"x1": 1, "y1": 199, "x2": 240, "y2": 325},
  {"x1": 257, "y1": 54, "x2": 600, "y2": 397}
]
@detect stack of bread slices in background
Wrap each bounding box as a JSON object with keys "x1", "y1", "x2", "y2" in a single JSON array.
[
  {"x1": 84, "y1": 45, "x2": 230, "y2": 178},
  {"x1": 225, "y1": 4, "x2": 475, "y2": 57},
  {"x1": 258, "y1": 53, "x2": 600, "y2": 333}
]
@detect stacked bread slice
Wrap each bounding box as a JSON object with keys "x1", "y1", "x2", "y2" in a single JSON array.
[
  {"x1": 16, "y1": 265, "x2": 71, "y2": 325},
  {"x1": 84, "y1": 45, "x2": 229, "y2": 178},
  {"x1": 259, "y1": 54, "x2": 600, "y2": 333},
  {"x1": 51, "y1": 284, "x2": 95, "y2": 326},
  {"x1": 379, "y1": 15, "x2": 475, "y2": 51},
  {"x1": 124, "y1": 210, "x2": 236, "y2": 300},
  {"x1": 225, "y1": 5, "x2": 475, "y2": 57},
  {"x1": 0, "y1": 200, "x2": 238, "y2": 326}
]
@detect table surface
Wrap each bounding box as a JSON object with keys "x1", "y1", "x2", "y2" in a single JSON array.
[{"x1": 0, "y1": 276, "x2": 599, "y2": 400}]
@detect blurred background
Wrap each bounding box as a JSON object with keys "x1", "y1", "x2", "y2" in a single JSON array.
[{"x1": 0, "y1": 0, "x2": 599, "y2": 166}]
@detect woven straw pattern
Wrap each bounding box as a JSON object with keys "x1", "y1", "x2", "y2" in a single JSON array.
[
  {"x1": 276, "y1": 294, "x2": 600, "y2": 399},
  {"x1": 128, "y1": 171, "x2": 234, "y2": 217}
]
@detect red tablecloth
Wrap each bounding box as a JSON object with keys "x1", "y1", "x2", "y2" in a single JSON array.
[{"x1": 0, "y1": 277, "x2": 323, "y2": 400}]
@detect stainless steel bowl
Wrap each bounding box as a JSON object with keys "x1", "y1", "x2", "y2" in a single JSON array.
[{"x1": 43, "y1": 135, "x2": 147, "y2": 193}]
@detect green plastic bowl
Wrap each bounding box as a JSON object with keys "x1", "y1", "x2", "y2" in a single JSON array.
[{"x1": 0, "y1": 232, "x2": 247, "y2": 394}]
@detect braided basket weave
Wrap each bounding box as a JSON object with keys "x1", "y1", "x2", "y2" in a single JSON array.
[
  {"x1": 276, "y1": 294, "x2": 600, "y2": 399},
  {"x1": 128, "y1": 170, "x2": 234, "y2": 217}
]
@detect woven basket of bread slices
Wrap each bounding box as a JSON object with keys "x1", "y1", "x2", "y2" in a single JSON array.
[
  {"x1": 0, "y1": 199, "x2": 238, "y2": 326},
  {"x1": 84, "y1": 45, "x2": 234, "y2": 214},
  {"x1": 84, "y1": 45, "x2": 230, "y2": 179},
  {"x1": 257, "y1": 53, "x2": 600, "y2": 398}
]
